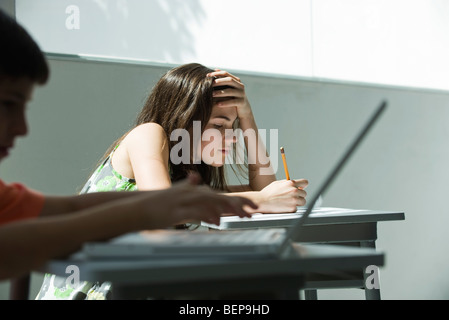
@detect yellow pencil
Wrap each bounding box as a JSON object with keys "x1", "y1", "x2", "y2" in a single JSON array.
[{"x1": 280, "y1": 147, "x2": 290, "y2": 180}]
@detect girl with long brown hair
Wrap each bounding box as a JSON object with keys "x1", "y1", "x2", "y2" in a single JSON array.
[
  {"x1": 37, "y1": 63, "x2": 308, "y2": 300},
  {"x1": 81, "y1": 63, "x2": 308, "y2": 213}
]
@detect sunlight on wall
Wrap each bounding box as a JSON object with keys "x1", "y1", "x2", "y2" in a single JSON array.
[
  {"x1": 313, "y1": 0, "x2": 449, "y2": 91},
  {"x1": 15, "y1": 0, "x2": 449, "y2": 91}
]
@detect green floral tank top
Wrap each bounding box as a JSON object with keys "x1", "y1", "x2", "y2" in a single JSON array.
[
  {"x1": 36, "y1": 146, "x2": 136, "y2": 300},
  {"x1": 80, "y1": 146, "x2": 137, "y2": 194}
]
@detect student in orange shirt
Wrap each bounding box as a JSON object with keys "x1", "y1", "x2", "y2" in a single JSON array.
[{"x1": 0, "y1": 9, "x2": 256, "y2": 281}]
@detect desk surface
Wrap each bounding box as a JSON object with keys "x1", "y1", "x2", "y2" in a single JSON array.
[
  {"x1": 201, "y1": 207, "x2": 405, "y2": 230},
  {"x1": 39, "y1": 243, "x2": 384, "y2": 286}
]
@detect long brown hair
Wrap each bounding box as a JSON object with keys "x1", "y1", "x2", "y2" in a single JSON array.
[{"x1": 99, "y1": 63, "x2": 242, "y2": 190}]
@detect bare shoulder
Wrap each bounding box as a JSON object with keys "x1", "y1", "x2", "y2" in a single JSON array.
[
  {"x1": 112, "y1": 123, "x2": 169, "y2": 178},
  {"x1": 122, "y1": 123, "x2": 166, "y2": 145},
  {"x1": 128, "y1": 123, "x2": 166, "y2": 139},
  {"x1": 122, "y1": 123, "x2": 168, "y2": 152}
]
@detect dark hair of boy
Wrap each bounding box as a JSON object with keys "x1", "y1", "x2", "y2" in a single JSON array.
[{"x1": 0, "y1": 9, "x2": 49, "y2": 84}]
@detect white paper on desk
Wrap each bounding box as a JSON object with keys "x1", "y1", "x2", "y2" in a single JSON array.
[{"x1": 223, "y1": 207, "x2": 366, "y2": 222}]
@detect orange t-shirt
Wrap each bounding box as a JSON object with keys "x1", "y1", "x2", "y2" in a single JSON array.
[{"x1": 0, "y1": 179, "x2": 45, "y2": 225}]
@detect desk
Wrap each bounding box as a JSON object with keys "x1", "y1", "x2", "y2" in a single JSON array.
[
  {"x1": 38, "y1": 243, "x2": 384, "y2": 300},
  {"x1": 201, "y1": 207, "x2": 405, "y2": 300}
]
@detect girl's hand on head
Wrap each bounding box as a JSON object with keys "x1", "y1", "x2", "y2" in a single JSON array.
[{"x1": 207, "y1": 69, "x2": 253, "y2": 120}]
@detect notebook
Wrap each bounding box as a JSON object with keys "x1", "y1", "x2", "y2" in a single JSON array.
[
  {"x1": 201, "y1": 207, "x2": 405, "y2": 230},
  {"x1": 82, "y1": 100, "x2": 387, "y2": 260}
]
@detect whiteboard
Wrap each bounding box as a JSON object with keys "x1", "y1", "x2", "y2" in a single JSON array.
[
  {"x1": 15, "y1": 0, "x2": 312, "y2": 77},
  {"x1": 15, "y1": 0, "x2": 449, "y2": 91}
]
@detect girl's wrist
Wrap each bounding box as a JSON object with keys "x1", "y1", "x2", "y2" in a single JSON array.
[{"x1": 237, "y1": 105, "x2": 254, "y2": 122}]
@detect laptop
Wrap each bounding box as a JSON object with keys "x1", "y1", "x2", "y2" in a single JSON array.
[{"x1": 82, "y1": 100, "x2": 387, "y2": 260}]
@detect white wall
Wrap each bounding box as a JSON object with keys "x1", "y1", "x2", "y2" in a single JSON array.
[
  {"x1": 312, "y1": 0, "x2": 449, "y2": 91},
  {"x1": 15, "y1": 0, "x2": 312, "y2": 76},
  {"x1": 15, "y1": 0, "x2": 449, "y2": 91}
]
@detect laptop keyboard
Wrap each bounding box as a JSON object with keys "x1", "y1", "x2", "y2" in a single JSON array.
[
  {"x1": 83, "y1": 228, "x2": 288, "y2": 259},
  {"x1": 138, "y1": 228, "x2": 286, "y2": 246}
]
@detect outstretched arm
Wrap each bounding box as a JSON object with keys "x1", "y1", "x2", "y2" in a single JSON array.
[
  {"x1": 39, "y1": 188, "x2": 145, "y2": 217},
  {"x1": 0, "y1": 175, "x2": 256, "y2": 280}
]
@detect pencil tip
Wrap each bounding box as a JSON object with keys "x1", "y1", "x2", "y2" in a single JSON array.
[{"x1": 280, "y1": 147, "x2": 284, "y2": 153}]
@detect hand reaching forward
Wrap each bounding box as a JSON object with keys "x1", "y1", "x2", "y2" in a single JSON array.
[
  {"x1": 257, "y1": 179, "x2": 308, "y2": 213},
  {"x1": 137, "y1": 173, "x2": 258, "y2": 228}
]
